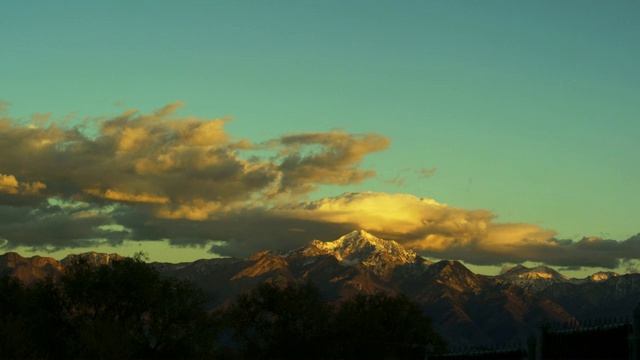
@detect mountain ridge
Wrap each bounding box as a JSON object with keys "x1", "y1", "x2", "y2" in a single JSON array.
[{"x1": 1, "y1": 230, "x2": 638, "y2": 346}]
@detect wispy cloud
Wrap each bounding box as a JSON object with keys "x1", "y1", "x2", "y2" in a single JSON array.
[{"x1": 418, "y1": 167, "x2": 437, "y2": 179}]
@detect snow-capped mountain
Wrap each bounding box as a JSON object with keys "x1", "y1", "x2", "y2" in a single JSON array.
[
  {"x1": 497, "y1": 265, "x2": 623, "y2": 293},
  {"x1": 291, "y1": 229, "x2": 430, "y2": 278},
  {"x1": 497, "y1": 264, "x2": 569, "y2": 292}
]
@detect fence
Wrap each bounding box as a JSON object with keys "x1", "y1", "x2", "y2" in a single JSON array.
[
  {"x1": 427, "y1": 302, "x2": 640, "y2": 360},
  {"x1": 428, "y1": 344, "x2": 527, "y2": 360},
  {"x1": 539, "y1": 319, "x2": 631, "y2": 360}
]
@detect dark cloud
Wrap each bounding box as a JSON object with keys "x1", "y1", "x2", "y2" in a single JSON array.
[
  {"x1": 0, "y1": 201, "x2": 128, "y2": 250},
  {"x1": 622, "y1": 259, "x2": 639, "y2": 274},
  {"x1": 428, "y1": 233, "x2": 640, "y2": 269},
  {"x1": 111, "y1": 204, "x2": 355, "y2": 258}
]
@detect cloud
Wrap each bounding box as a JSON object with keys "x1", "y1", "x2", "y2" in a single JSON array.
[
  {"x1": 85, "y1": 189, "x2": 170, "y2": 204},
  {"x1": 0, "y1": 102, "x2": 386, "y2": 207},
  {"x1": 0, "y1": 173, "x2": 46, "y2": 195},
  {"x1": 0, "y1": 200, "x2": 128, "y2": 250},
  {"x1": 1, "y1": 101, "x2": 638, "y2": 270},
  {"x1": 623, "y1": 259, "x2": 639, "y2": 274},
  {"x1": 267, "y1": 192, "x2": 640, "y2": 269},
  {"x1": 275, "y1": 131, "x2": 390, "y2": 194},
  {"x1": 0, "y1": 100, "x2": 11, "y2": 115},
  {"x1": 385, "y1": 177, "x2": 406, "y2": 186},
  {"x1": 418, "y1": 167, "x2": 437, "y2": 178},
  {"x1": 132, "y1": 190, "x2": 640, "y2": 269},
  {"x1": 0, "y1": 102, "x2": 387, "y2": 251}
]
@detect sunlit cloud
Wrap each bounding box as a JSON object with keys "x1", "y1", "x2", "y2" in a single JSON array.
[
  {"x1": 85, "y1": 189, "x2": 170, "y2": 204},
  {"x1": 0, "y1": 102, "x2": 387, "y2": 205},
  {"x1": 269, "y1": 192, "x2": 640, "y2": 269},
  {"x1": 0, "y1": 101, "x2": 638, "y2": 270},
  {"x1": 0, "y1": 173, "x2": 46, "y2": 195}
]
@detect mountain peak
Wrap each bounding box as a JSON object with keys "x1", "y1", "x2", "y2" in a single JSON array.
[
  {"x1": 497, "y1": 264, "x2": 568, "y2": 292},
  {"x1": 500, "y1": 264, "x2": 567, "y2": 279},
  {"x1": 309, "y1": 230, "x2": 416, "y2": 261},
  {"x1": 430, "y1": 259, "x2": 472, "y2": 274},
  {"x1": 500, "y1": 264, "x2": 529, "y2": 274},
  {"x1": 343, "y1": 229, "x2": 376, "y2": 240},
  {"x1": 60, "y1": 252, "x2": 125, "y2": 267},
  {"x1": 293, "y1": 230, "x2": 425, "y2": 277}
]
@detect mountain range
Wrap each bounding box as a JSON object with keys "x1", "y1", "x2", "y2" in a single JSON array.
[{"x1": 2, "y1": 229, "x2": 639, "y2": 346}]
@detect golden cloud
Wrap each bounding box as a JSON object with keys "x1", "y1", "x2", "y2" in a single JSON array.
[
  {"x1": 84, "y1": 189, "x2": 170, "y2": 204},
  {"x1": 0, "y1": 102, "x2": 387, "y2": 207},
  {"x1": 279, "y1": 192, "x2": 491, "y2": 246},
  {"x1": 153, "y1": 199, "x2": 239, "y2": 221},
  {"x1": 0, "y1": 173, "x2": 46, "y2": 195},
  {"x1": 2, "y1": 101, "x2": 637, "y2": 269},
  {"x1": 275, "y1": 191, "x2": 565, "y2": 264}
]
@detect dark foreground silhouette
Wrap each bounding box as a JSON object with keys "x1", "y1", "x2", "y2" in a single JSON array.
[{"x1": 0, "y1": 254, "x2": 447, "y2": 359}]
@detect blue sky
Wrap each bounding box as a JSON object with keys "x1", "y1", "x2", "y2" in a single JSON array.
[{"x1": 1, "y1": 1, "x2": 639, "y2": 276}]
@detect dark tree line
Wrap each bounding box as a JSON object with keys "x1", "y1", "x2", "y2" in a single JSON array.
[
  {"x1": 0, "y1": 253, "x2": 216, "y2": 359},
  {"x1": 224, "y1": 282, "x2": 448, "y2": 359},
  {"x1": 0, "y1": 255, "x2": 446, "y2": 359}
]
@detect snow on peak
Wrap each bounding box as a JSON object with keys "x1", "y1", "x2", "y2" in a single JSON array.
[
  {"x1": 501, "y1": 265, "x2": 567, "y2": 280},
  {"x1": 301, "y1": 230, "x2": 418, "y2": 267},
  {"x1": 497, "y1": 264, "x2": 569, "y2": 292},
  {"x1": 589, "y1": 271, "x2": 619, "y2": 282},
  {"x1": 523, "y1": 266, "x2": 569, "y2": 280}
]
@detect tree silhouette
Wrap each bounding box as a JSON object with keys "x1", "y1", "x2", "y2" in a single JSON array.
[
  {"x1": 223, "y1": 282, "x2": 447, "y2": 359},
  {"x1": 2, "y1": 259, "x2": 448, "y2": 359},
  {"x1": 0, "y1": 253, "x2": 219, "y2": 359},
  {"x1": 225, "y1": 281, "x2": 334, "y2": 359},
  {"x1": 0, "y1": 275, "x2": 31, "y2": 358},
  {"x1": 333, "y1": 292, "x2": 448, "y2": 359},
  {"x1": 60, "y1": 252, "x2": 217, "y2": 359}
]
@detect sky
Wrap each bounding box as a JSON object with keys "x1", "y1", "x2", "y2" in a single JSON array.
[{"x1": 1, "y1": 1, "x2": 639, "y2": 277}]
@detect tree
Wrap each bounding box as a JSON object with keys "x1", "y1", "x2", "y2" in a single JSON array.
[
  {"x1": 59, "y1": 252, "x2": 218, "y2": 359},
  {"x1": 0, "y1": 275, "x2": 70, "y2": 358},
  {"x1": 1, "y1": 254, "x2": 220, "y2": 359},
  {"x1": 225, "y1": 281, "x2": 334, "y2": 359},
  {"x1": 333, "y1": 293, "x2": 448, "y2": 359},
  {"x1": 0, "y1": 275, "x2": 31, "y2": 358},
  {"x1": 223, "y1": 282, "x2": 447, "y2": 359}
]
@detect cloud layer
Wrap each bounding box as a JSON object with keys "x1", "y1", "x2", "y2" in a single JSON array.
[
  {"x1": 272, "y1": 192, "x2": 640, "y2": 269},
  {"x1": 1, "y1": 102, "x2": 638, "y2": 269}
]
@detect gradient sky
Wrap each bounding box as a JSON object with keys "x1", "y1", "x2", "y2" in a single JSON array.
[{"x1": 1, "y1": 1, "x2": 639, "y2": 277}]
